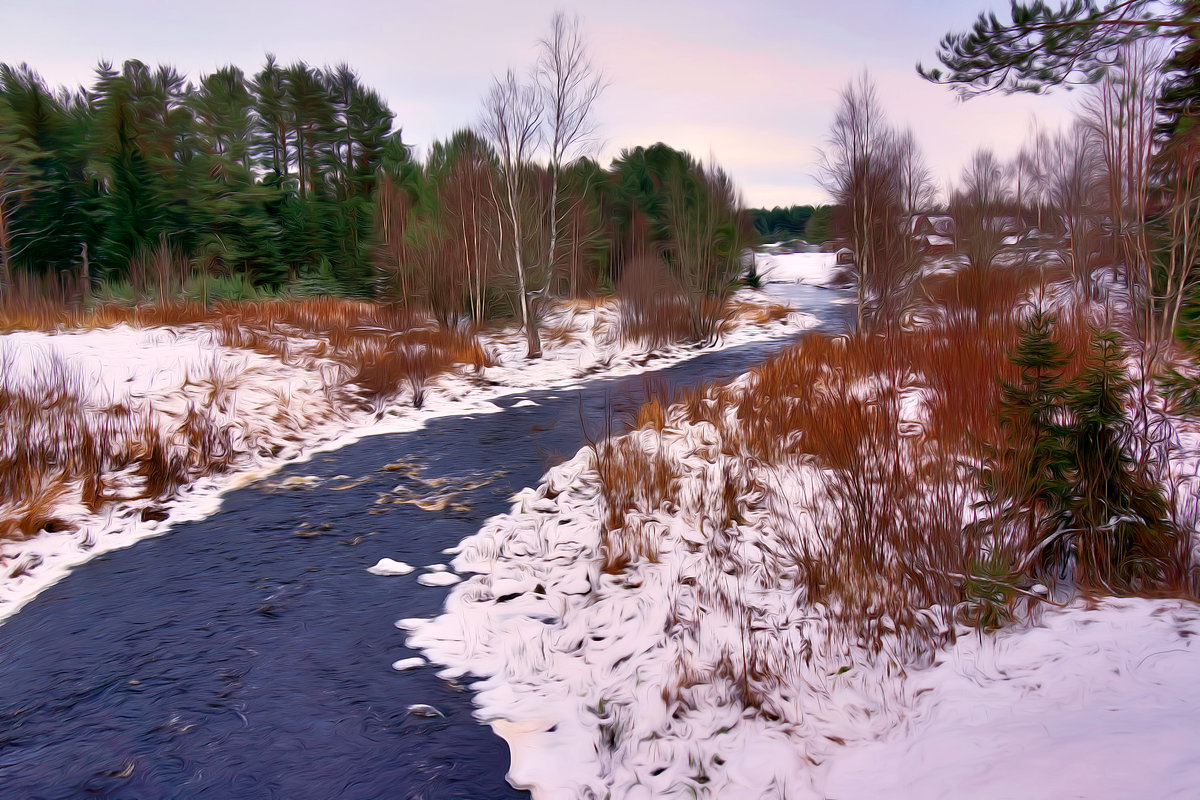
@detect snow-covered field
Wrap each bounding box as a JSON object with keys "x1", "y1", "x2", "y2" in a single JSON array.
[
  {"x1": 410, "y1": 409, "x2": 1200, "y2": 799},
  {"x1": 756, "y1": 249, "x2": 842, "y2": 287},
  {"x1": 0, "y1": 275, "x2": 823, "y2": 623},
  {"x1": 403, "y1": 253, "x2": 1200, "y2": 799},
  {"x1": 15, "y1": 253, "x2": 1192, "y2": 799}
]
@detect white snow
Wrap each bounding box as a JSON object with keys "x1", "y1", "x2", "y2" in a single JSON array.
[
  {"x1": 395, "y1": 617, "x2": 429, "y2": 632},
  {"x1": 824, "y1": 598, "x2": 1200, "y2": 800},
  {"x1": 757, "y1": 252, "x2": 840, "y2": 287},
  {"x1": 417, "y1": 571, "x2": 462, "y2": 587},
  {"x1": 391, "y1": 657, "x2": 426, "y2": 671},
  {"x1": 367, "y1": 558, "x2": 415, "y2": 576}
]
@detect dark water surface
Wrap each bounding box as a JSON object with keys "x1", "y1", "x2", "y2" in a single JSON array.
[{"x1": 0, "y1": 285, "x2": 850, "y2": 799}]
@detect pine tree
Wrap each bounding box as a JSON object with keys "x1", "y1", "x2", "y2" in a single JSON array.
[
  {"x1": 982, "y1": 305, "x2": 1073, "y2": 579},
  {"x1": 0, "y1": 80, "x2": 41, "y2": 297},
  {"x1": 1061, "y1": 329, "x2": 1182, "y2": 593}
]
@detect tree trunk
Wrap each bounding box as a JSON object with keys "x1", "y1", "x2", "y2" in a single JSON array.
[
  {"x1": 508, "y1": 199, "x2": 542, "y2": 358},
  {"x1": 80, "y1": 242, "x2": 91, "y2": 306},
  {"x1": 0, "y1": 201, "x2": 11, "y2": 304}
]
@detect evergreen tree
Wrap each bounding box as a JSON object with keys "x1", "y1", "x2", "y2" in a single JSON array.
[
  {"x1": 982, "y1": 305, "x2": 1072, "y2": 578},
  {"x1": 0, "y1": 78, "x2": 42, "y2": 296},
  {"x1": 919, "y1": 0, "x2": 1195, "y2": 96},
  {"x1": 1061, "y1": 329, "x2": 1181, "y2": 593},
  {"x1": 1, "y1": 65, "x2": 95, "y2": 284}
]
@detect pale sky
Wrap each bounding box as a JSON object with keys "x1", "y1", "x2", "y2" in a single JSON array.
[{"x1": 0, "y1": 0, "x2": 1083, "y2": 207}]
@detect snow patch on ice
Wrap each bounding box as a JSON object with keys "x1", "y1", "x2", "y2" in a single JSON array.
[
  {"x1": 368, "y1": 558, "x2": 415, "y2": 576},
  {"x1": 417, "y1": 571, "x2": 462, "y2": 588},
  {"x1": 391, "y1": 657, "x2": 426, "y2": 671}
]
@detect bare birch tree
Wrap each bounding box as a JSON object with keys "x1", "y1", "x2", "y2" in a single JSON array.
[
  {"x1": 482, "y1": 69, "x2": 543, "y2": 358},
  {"x1": 819, "y1": 73, "x2": 927, "y2": 331},
  {"x1": 537, "y1": 12, "x2": 605, "y2": 295}
]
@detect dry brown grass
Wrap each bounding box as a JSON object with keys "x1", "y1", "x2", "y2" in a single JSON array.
[
  {"x1": 593, "y1": 265, "x2": 1191, "y2": 653},
  {"x1": 1, "y1": 296, "x2": 491, "y2": 411},
  {"x1": 201, "y1": 299, "x2": 490, "y2": 410},
  {"x1": 0, "y1": 296, "x2": 493, "y2": 547},
  {"x1": 0, "y1": 354, "x2": 236, "y2": 545},
  {"x1": 722, "y1": 300, "x2": 792, "y2": 328}
]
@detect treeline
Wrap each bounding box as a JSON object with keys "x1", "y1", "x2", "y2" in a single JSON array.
[
  {"x1": 0, "y1": 24, "x2": 753, "y2": 348},
  {"x1": 747, "y1": 204, "x2": 831, "y2": 243},
  {"x1": 0, "y1": 58, "x2": 395, "y2": 295}
]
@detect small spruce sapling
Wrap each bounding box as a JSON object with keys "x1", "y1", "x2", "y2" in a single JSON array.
[
  {"x1": 979, "y1": 305, "x2": 1072, "y2": 585},
  {"x1": 1060, "y1": 329, "x2": 1180, "y2": 594}
]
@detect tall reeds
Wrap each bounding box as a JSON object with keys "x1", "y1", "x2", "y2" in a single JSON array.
[
  {"x1": 592, "y1": 267, "x2": 1196, "y2": 669},
  {"x1": 0, "y1": 296, "x2": 492, "y2": 547}
]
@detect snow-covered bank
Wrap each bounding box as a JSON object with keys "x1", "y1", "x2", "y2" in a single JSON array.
[
  {"x1": 757, "y1": 250, "x2": 842, "y2": 287},
  {"x1": 0, "y1": 287, "x2": 822, "y2": 623},
  {"x1": 411, "y1": 416, "x2": 1200, "y2": 800},
  {"x1": 824, "y1": 597, "x2": 1200, "y2": 800},
  {"x1": 408, "y1": 276, "x2": 1200, "y2": 799}
]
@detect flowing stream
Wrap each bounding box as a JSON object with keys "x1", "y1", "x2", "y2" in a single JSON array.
[{"x1": 0, "y1": 283, "x2": 851, "y2": 799}]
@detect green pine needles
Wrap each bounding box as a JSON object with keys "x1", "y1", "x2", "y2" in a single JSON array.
[
  {"x1": 980, "y1": 307, "x2": 1186, "y2": 601},
  {"x1": 1064, "y1": 329, "x2": 1182, "y2": 593}
]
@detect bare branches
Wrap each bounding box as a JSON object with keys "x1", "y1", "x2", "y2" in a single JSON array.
[
  {"x1": 482, "y1": 69, "x2": 544, "y2": 358},
  {"x1": 819, "y1": 73, "x2": 932, "y2": 332},
  {"x1": 538, "y1": 12, "x2": 605, "y2": 321},
  {"x1": 950, "y1": 149, "x2": 1016, "y2": 273},
  {"x1": 481, "y1": 13, "x2": 606, "y2": 358},
  {"x1": 481, "y1": 70, "x2": 543, "y2": 187},
  {"x1": 537, "y1": 12, "x2": 605, "y2": 170},
  {"x1": 1047, "y1": 122, "x2": 1106, "y2": 288},
  {"x1": 1085, "y1": 41, "x2": 1167, "y2": 352}
]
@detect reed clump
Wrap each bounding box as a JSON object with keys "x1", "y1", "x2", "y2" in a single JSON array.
[{"x1": 593, "y1": 268, "x2": 1197, "y2": 664}]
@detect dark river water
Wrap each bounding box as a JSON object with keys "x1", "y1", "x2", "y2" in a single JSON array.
[{"x1": 0, "y1": 284, "x2": 851, "y2": 799}]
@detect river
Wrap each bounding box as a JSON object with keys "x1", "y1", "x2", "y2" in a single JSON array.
[{"x1": 0, "y1": 282, "x2": 851, "y2": 799}]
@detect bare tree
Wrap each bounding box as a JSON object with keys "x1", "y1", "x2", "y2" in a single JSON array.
[
  {"x1": 950, "y1": 149, "x2": 1014, "y2": 273},
  {"x1": 442, "y1": 131, "x2": 501, "y2": 326},
  {"x1": 1155, "y1": 102, "x2": 1200, "y2": 351},
  {"x1": 895, "y1": 127, "x2": 937, "y2": 217},
  {"x1": 819, "y1": 73, "x2": 924, "y2": 331},
  {"x1": 537, "y1": 12, "x2": 605, "y2": 295},
  {"x1": 1048, "y1": 123, "x2": 1105, "y2": 292},
  {"x1": 482, "y1": 69, "x2": 544, "y2": 358},
  {"x1": 665, "y1": 157, "x2": 749, "y2": 342},
  {"x1": 1086, "y1": 40, "x2": 1166, "y2": 349},
  {"x1": 894, "y1": 126, "x2": 937, "y2": 273},
  {"x1": 374, "y1": 161, "x2": 421, "y2": 307}
]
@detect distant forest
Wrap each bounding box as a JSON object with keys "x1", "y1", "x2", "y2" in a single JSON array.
[
  {"x1": 0, "y1": 53, "x2": 753, "y2": 337},
  {"x1": 746, "y1": 204, "x2": 833, "y2": 244}
]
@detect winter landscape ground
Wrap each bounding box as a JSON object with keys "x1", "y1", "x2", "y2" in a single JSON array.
[
  {"x1": 3, "y1": 3, "x2": 1200, "y2": 797},
  {"x1": 404, "y1": 254, "x2": 1200, "y2": 799},
  {"x1": 4, "y1": 254, "x2": 1200, "y2": 799},
  {"x1": 0, "y1": 276, "x2": 814, "y2": 623}
]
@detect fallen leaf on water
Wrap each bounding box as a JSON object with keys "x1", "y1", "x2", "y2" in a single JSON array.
[
  {"x1": 414, "y1": 496, "x2": 450, "y2": 512},
  {"x1": 330, "y1": 476, "x2": 371, "y2": 491}
]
